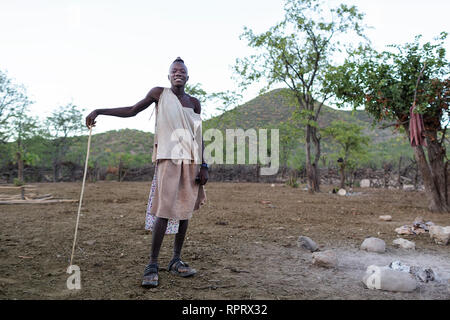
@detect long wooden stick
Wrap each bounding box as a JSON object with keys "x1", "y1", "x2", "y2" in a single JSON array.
[{"x1": 70, "y1": 126, "x2": 93, "y2": 267}]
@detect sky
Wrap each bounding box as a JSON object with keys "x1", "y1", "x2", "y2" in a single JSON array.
[{"x1": 1, "y1": 0, "x2": 449, "y2": 134}]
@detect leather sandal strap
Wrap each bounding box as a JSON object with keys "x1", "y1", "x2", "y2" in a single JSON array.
[
  {"x1": 144, "y1": 263, "x2": 159, "y2": 276},
  {"x1": 169, "y1": 259, "x2": 189, "y2": 271}
]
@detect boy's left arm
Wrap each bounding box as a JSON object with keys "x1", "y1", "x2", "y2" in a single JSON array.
[
  {"x1": 198, "y1": 134, "x2": 209, "y2": 185},
  {"x1": 194, "y1": 96, "x2": 208, "y2": 185}
]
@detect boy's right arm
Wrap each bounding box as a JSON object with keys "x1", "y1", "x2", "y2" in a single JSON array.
[{"x1": 85, "y1": 87, "x2": 164, "y2": 128}]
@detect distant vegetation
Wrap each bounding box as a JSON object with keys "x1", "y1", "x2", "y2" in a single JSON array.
[{"x1": 2, "y1": 88, "x2": 414, "y2": 177}]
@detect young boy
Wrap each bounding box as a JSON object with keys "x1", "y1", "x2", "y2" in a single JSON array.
[{"x1": 85, "y1": 57, "x2": 208, "y2": 287}]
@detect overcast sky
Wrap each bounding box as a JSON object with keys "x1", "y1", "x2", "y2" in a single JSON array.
[{"x1": 1, "y1": 0, "x2": 449, "y2": 134}]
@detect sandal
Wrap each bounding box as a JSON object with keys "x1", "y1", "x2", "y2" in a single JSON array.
[
  {"x1": 141, "y1": 263, "x2": 159, "y2": 288},
  {"x1": 168, "y1": 258, "x2": 197, "y2": 277}
]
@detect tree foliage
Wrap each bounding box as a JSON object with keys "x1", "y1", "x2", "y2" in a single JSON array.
[
  {"x1": 322, "y1": 120, "x2": 370, "y2": 187},
  {"x1": 325, "y1": 32, "x2": 449, "y2": 131},
  {"x1": 234, "y1": 0, "x2": 367, "y2": 192},
  {"x1": 44, "y1": 103, "x2": 85, "y2": 181},
  {"x1": 325, "y1": 32, "x2": 450, "y2": 211},
  {"x1": 0, "y1": 69, "x2": 32, "y2": 144}
]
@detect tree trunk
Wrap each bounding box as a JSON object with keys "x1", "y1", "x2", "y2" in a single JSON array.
[
  {"x1": 311, "y1": 126, "x2": 321, "y2": 192},
  {"x1": 397, "y1": 156, "x2": 403, "y2": 188},
  {"x1": 414, "y1": 162, "x2": 419, "y2": 189},
  {"x1": 328, "y1": 165, "x2": 333, "y2": 185},
  {"x1": 118, "y1": 159, "x2": 123, "y2": 182},
  {"x1": 304, "y1": 123, "x2": 321, "y2": 193},
  {"x1": 16, "y1": 151, "x2": 23, "y2": 182},
  {"x1": 351, "y1": 170, "x2": 357, "y2": 188},
  {"x1": 339, "y1": 163, "x2": 345, "y2": 189},
  {"x1": 52, "y1": 161, "x2": 60, "y2": 182},
  {"x1": 414, "y1": 144, "x2": 449, "y2": 212},
  {"x1": 426, "y1": 131, "x2": 448, "y2": 207},
  {"x1": 305, "y1": 124, "x2": 314, "y2": 193},
  {"x1": 305, "y1": 124, "x2": 320, "y2": 193}
]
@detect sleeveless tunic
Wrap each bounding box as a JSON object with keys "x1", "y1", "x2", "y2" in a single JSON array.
[{"x1": 145, "y1": 88, "x2": 206, "y2": 229}]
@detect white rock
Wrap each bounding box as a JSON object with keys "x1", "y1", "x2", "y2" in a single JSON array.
[
  {"x1": 403, "y1": 184, "x2": 415, "y2": 191},
  {"x1": 337, "y1": 189, "x2": 347, "y2": 196},
  {"x1": 393, "y1": 238, "x2": 416, "y2": 250},
  {"x1": 379, "y1": 215, "x2": 392, "y2": 221},
  {"x1": 312, "y1": 250, "x2": 338, "y2": 268},
  {"x1": 389, "y1": 261, "x2": 410, "y2": 273},
  {"x1": 360, "y1": 179, "x2": 371, "y2": 188},
  {"x1": 362, "y1": 265, "x2": 417, "y2": 292},
  {"x1": 360, "y1": 237, "x2": 386, "y2": 253},
  {"x1": 395, "y1": 225, "x2": 414, "y2": 235},
  {"x1": 429, "y1": 225, "x2": 450, "y2": 245}
]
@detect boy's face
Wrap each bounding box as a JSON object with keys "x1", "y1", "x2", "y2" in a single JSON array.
[{"x1": 169, "y1": 62, "x2": 189, "y2": 87}]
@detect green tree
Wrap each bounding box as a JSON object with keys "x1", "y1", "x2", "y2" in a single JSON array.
[
  {"x1": 185, "y1": 82, "x2": 242, "y2": 123},
  {"x1": 234, "y1": 0, "x2": 367, "y2": 192},
  {"x1": 9, "y1": 103, "x2": 39, "y2": 182},
  {"x1": 325, "y1": 33, "x2": 450, "y2": 212},
  {"x1": 44, "y1": 103, "x2": 85, "y2": 182},
  {"x1": 0, "y1": 70, "x2": 32, "y2": 144},
  {"x1": 185, "y1": 83, "x2": 208, "y2": 104},
  {"x1": 322, "y1": 120, "x2": 369, "y2": 188}
]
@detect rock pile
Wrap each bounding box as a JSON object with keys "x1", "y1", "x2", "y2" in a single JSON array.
[{"x1": 394, "y1": 216, "x2": 434, "y2": 235}]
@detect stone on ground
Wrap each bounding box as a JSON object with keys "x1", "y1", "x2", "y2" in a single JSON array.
[
  {"x1": 362, "y1": 265, "x2": 417, "y2": 292},
  {"x1": 337, "y1": 189, "x2": 346, "y2": 196},
  {"x1": 429, "y1": 225, "x2": 450, "y2": 245},
  {"x1": 297, "y1": 236, "x2": 318, "y2": 252},
  {"x1": 360, "y1": 237, "x2": 386, "y2": 253},
  {"x1": 312, "y1": 250, "x2": 338, "y2": 268},
  {"x1": 379, "y1": 215, "x2": 392, "y2": 221},
  {"x1": 392, "y1": 238, "x2": 415, "y2": 250},
  {"x1": 395, "y1": 225, "x2": 414, "y2": 235}
]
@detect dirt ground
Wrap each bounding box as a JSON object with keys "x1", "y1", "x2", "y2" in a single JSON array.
[{"x1": 1, "y1": 181, "x2": 449, "y2": 300}]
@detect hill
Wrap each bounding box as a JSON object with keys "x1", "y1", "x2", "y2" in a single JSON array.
[
  {"x1": 203, "y1": 88, "x2": 397, "y2": 144},
  {"x1": 67, "y1": 129, "x2": 155, "y2": 168}
]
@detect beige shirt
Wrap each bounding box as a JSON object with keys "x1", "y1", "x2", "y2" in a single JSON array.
[{"x1": 152, "y1": 88, "x2": 203, "y2": 163}]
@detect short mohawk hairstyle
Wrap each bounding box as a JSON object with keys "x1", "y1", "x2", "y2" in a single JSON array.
[{"x1": 173, "y1": 57, "x2": 184, "y2": 64}]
